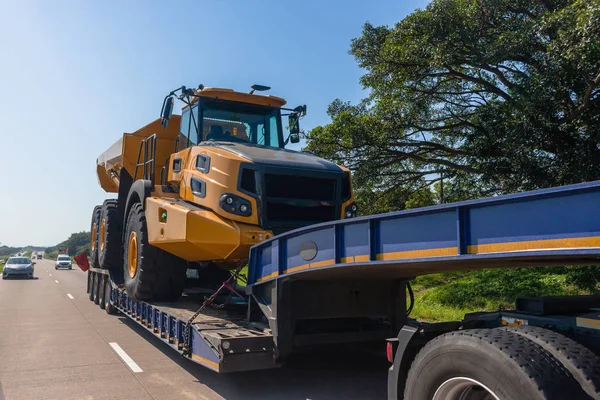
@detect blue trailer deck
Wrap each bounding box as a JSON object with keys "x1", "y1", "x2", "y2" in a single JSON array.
[
  {"x1": 247, "y1": 180, "x2": 600, "y2": 286},
  {"x1": 88, "y1": 268, "x2": 277, "y2": 373}
]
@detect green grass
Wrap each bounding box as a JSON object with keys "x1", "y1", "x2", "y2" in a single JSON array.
[
  {"x1": 0, "y1": 255, "x2": 8, "y2": 272},
  {"x1": 409, "y1": 266, "x2": 599, "y2": 322}
]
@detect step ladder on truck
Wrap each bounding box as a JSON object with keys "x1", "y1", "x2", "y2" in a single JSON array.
[{"x1": 87, "y1": 180, "x2": 600, "y2": 400}]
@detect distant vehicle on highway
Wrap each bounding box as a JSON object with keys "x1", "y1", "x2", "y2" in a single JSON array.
[
  {"x1": 0, "y1": 260, "x2": 5, "y2": 264},
  {"x1": 2, "y1": 257, "x2": 35, "y2": 279},
  {"x1": 55, "y1": 254, "x2": 72, "y2": 270},
  {"x1": 37, "y1": 255, "x2": 42, "y2": 260}
]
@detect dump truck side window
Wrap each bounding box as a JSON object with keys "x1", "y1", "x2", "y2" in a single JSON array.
[
  {"x1": 267, "y1": 114, "x2": 279, "y2": 147},
  {"x1": 179, "y1": 108, "x2": 191, "y2": 150}
]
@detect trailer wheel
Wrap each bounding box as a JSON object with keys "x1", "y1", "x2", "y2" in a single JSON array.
[
  {"x1": 403, "y1": 328, "x2": 588, "y2": 400},
  {"x1": 90, "y1": 205, "x2": 101, "y2": 268},
  {"x1": 88, "y1": 272, "x2": 94, "y2": 301},
  {"x1": 93, "y1": 273, "x2": 101, "y2": 305},
  {"x1": 98, "y1": 200, "x2": 121, "y2": 271},
  {"x1": 104, "y1": 278, "x2": 117, "y2": 315},
  {"x1": 502, "y1": 325, "x2": 600, "y2": 399},
  {"x1": 123, "y1": 203, "x2": 187, "y2": 301},
  {"x1": 98, "y1": 274, "x2": 106, "y2": 309},
  {"x1": 87, "y1": 271, "x2": 93, "y2": 298}
]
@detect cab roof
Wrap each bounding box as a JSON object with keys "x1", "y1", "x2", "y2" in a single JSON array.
[{"x1": 185, "y1": 87, "x2": 287, "y2": 109}]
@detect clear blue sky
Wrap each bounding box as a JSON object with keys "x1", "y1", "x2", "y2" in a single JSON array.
[{"x1": 0, "y1": 0, "x2": 426, "y2": 247}]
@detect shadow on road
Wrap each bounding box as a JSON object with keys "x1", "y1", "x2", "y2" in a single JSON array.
[
  {"x1": 1, "y1": 277, "x2": 39, "y2": 280},
  {"x1": 119, "y1": 317, "x2": 388, "y2": 400}
]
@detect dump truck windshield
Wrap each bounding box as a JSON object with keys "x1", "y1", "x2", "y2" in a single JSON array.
[{"x1": 180, "y1": 99, "x2": 284, "y2": 149}]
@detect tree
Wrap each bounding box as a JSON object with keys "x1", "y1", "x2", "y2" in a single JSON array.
[
  {"x1": 45, "y1": 231, "x2": 91, "y2": 256},
  {"x1": 306, "y1": 0, "x2": 600, "y2": 208}
]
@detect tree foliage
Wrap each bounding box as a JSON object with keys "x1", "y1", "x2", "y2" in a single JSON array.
[
  {"x1": 45, "y1": 231, "x2": 91, "y2": 256},
  {"x1": 306, "y1": 0, "x2": 600, "y2": 211}
]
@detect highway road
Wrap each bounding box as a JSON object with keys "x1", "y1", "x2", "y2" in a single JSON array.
[{"x1": 0, "y1": 259, "x2": 388, "y2": 400}]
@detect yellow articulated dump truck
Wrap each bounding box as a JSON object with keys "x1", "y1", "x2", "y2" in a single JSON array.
[{"x1": 92, "y1": 84, "x2": 356, "y2": 301}]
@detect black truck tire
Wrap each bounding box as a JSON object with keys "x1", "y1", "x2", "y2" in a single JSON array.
[
  {"x1": 98, "y1": 274, "x2": 106, "y2": 309},
  {"x1": 93, "y1": 273, "x2": 100, "y2": 305},
  {"x1": 87, "y1": 271, "x2": 94, "y2": 300},
  {"x1": 90, "y1": 206, "x2": 101, "y2": 268},
  {"x1": 403, "y1": 328, "x2": 589, "y2": 400},
  {"x1": 104, "y1": 278, "x2": 117, "y2": 315},
  {"x1": 123, "y1": 203, "x2": 187, "y2": 301},
  {"x1": 502, "y1": 325, "x2": 600, "y2": 399},
  {"x1": 98, "y1": 200, "x2": 121, "y2": 271}
]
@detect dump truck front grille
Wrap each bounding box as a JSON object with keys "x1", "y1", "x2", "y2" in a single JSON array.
[
  {"x1": 264, "y1": 174, "x2": 337, "y2": 201},
  {"x1": 265, "y1": 202, "x2": 337, "y2": 224},
  {"x1": 239, "y1": 166, "x2": 343, "y2": 231}
]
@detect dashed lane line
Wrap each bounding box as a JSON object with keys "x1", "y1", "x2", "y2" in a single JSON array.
[{"x1": 109, "y1": 343, "x2": 143, "y2": 373}]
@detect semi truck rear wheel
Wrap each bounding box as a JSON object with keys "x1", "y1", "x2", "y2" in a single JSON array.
[
  {"x1": 123, "y1": 203, "x2": 187, "y2": 301},
  {"x1": 90, "y1": 205, "x2": 101, "y2": 268},
  {"x1": 403, "y1": 328, "x2": 588, "y2": 400},
  {"x1": 98, "y1": 200, "x2": 121, "y2": 270},
  {"x1": 502, "y1": 325, "x2": 600, "y2": 399}
]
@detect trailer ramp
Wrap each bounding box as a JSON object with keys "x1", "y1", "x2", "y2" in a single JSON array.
[{"x1": 112, "y1": 287, "x2": 277, "y2": 372}]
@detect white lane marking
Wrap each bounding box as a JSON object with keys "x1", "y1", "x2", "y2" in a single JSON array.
[
  {"x1": 54, "y1": 280, "x2": 59, "y2": 283},
  {"x1": 67, "y1": 293, "x2": 74, "y2": 300},
  {"x1": 109, "y1": 343, "x2": 143, "y2": 373},
  {"x1": 49, "y1": 274, "x2": 52, "y2": 276}
]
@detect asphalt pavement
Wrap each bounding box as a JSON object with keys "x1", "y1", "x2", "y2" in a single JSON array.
[{"x1": 0, "y1": 259, "x2": 388, "y2": 400}]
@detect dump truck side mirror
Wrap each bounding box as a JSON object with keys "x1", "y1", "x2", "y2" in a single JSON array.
[
  {"x1": 289, "y1": 114, "x2": 300, "y2": 134},
  {"x1": 288, "y1": 114, "x2": 301, "y2": 144},
  {"x1": 161, "y1": 97, "x2": 175, "y2": 128}
]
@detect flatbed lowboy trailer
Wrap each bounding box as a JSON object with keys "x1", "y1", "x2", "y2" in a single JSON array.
[{"x1": 87, "y1": 180, "x2": 600, "y2": 399}]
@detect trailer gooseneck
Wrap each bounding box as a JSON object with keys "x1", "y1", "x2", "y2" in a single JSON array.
[{"x1": 87, "y1": 180, "x2": 600, "y2": 399}]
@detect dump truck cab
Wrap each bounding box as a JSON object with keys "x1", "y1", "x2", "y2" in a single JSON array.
[
  {"x1": 165, "y1": 86, "x2": 356, "y2": 233},
  {"x1": 92, "y1": 84, "x2": 355, "y2": 301}
]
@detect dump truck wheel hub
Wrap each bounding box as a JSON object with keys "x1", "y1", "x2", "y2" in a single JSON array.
[
  {"x1": 100, "y1": 219, "x2": 106, "y2": 251},
  {"x1": 128, "y1": 231, "x2": 138, "y2": 278},
  {"x1": 91, "y1": 223, "x2": 97, "y2": 251}
]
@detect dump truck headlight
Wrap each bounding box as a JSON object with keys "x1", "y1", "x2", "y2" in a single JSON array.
[
  {"x1": 344, "y1": 202, "x2": 358, "y2": 218},
  {"x1": 220, "y1": 193, "x2": 252, "y2": 217}
]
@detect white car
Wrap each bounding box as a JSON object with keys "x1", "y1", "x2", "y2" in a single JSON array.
[{"x1": 55, "y1": 255, "x2": 73, "y2": 270}]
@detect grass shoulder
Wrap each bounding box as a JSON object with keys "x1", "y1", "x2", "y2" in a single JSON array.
[{"x1": 410, "y1": 266, "x2": 599, "y2": 322}]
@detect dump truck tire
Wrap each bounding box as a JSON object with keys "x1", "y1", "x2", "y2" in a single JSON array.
[
  {"x1": 98, "y1": 200, "x2": 121, "y2": 270},
  {"x1": 123, "y1": 203, "x2": 187, "y2": 301},
  {"x1": 403, "y1": 328, "x2": 588, "y2": 400},
  {"x1": 502, "y1": 325, "x2": 600, "y2": 399},
  {"x1": 90, "y1": 206, "x2": 101, "y2": 268}
]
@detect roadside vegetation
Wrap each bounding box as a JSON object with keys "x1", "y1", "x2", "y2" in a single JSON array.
[
  {"x1": 45, "y1": 231, "x2": 90, "y2": 259},
  {"x1": 410, "y1": 267, "x2": 599, "y2": 321}
]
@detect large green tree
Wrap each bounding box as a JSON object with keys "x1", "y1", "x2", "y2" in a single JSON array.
[{"x1": 307, "y1": 0, "x2": 600, "y2": 212}]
